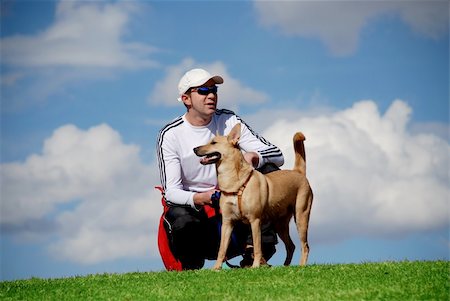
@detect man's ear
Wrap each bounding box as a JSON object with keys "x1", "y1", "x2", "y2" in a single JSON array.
[
  {"x1": 227, "y1": 123, "x2": 241, "y2": 145},
  {"x1": 181, "y1": 94, "x2": 192, "y2": 106}
]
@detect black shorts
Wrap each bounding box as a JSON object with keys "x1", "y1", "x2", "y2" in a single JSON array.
[{"x1": 163, "y1": 205, "x2": 251, "y2": 269}]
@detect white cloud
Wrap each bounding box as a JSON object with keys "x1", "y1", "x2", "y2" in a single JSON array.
[
  {"x1": 1, "y1": 1, "x2": 157, "y2": 68},
  {"x1": 1, "y1": 1, "x2": 159, "y2": 111},
  {"x1": 398, "y1": 1, "x2": 449, "y2": 39},
  {"x1": 1, "y1": 124, "x2": 162, "y2": 263},
  {"x1": 260, "y1": 100, "x2": 449, "y2": 242},
  {"x1": 411, "y1": 121, "x2": 449, "y2": 141},
  {"x1": 253, "y1": 1, "x2": 449, "y2": 56},
  {"x1": 49, "y1": 192, "x2": 160, "y2": 264},
  {"x1": 148, "y1": 58, "x2": 269, "y2": 110}
]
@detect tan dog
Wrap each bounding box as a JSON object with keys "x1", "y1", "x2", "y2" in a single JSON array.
[{"x1": 193, "y1": 123, "x2": 313, "y2": 269}]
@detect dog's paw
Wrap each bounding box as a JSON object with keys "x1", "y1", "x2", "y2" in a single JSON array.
[{"x1": 212, "y1": 264, "x2": 223, "y2": 270}]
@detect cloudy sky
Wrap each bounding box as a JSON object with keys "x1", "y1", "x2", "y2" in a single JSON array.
[{"x1": 1, "y1": 0, "x2": 448, "y2": 280}]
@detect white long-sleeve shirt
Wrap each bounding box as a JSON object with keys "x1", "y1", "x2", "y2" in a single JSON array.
[{"x1": 156, "y1": 109, "x2": 284, "y2": 209}]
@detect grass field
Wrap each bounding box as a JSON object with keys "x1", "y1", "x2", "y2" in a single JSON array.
[{"x1": 1, "y1": 261, "x2": 448, "y2": 300}]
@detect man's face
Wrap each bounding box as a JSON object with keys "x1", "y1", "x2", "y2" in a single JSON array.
[{"x1": 183, "y1": 79, "x2": 218, "y2": 118}]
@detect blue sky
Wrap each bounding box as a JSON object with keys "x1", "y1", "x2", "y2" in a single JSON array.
[{"x1": 1, "y1": 0, "x2": 448, "y2": 280}]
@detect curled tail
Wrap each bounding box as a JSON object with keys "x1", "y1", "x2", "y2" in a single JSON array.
[{"x1": 293, "y1": 132, "x2": 306, "y2": 175}]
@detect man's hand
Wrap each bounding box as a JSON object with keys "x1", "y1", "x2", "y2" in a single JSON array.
[
  {"x1": 243, "y1": 151, "x2": 259, "y2": 168},
  {"x1": 193, "y1": 189, "x2": 218, "y2": 206}
]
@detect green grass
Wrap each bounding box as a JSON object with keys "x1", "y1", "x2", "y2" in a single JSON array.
[{"x1": 1, "y1": 261, "x2": 448, "y2": 300}]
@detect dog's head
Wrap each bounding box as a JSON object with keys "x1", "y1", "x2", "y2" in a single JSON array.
[{"x1": 193, "y1": 123, "x2": 241, "y2": 165}]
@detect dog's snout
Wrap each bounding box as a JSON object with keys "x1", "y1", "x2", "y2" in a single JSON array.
[{"x1": 193, "y1": 147, "x2": 200, "y2": 155}]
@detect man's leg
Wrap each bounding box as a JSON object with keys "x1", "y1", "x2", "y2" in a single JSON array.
[
  {"x1": 240, "y1": 222, "x2": 278, "y2": 267},
  {"x1": 164, "y1": 206, "x2": 207, "y2": 270},
  {"x1": 203, "y1": 214, "x2": 249, "y2": 261}
]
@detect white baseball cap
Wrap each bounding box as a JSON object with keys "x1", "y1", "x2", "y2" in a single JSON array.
[{"x1": 177, "y1": 68, "x2": 224, "y2": 101}]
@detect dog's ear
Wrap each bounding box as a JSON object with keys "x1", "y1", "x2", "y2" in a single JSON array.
[{"x1": 228, "y1": 123, "x2": 241, "y2": 146}]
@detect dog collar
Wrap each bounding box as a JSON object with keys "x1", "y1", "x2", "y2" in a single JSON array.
[{"x1": 221, "y1": 170, "x2": 253, "y2": 214}]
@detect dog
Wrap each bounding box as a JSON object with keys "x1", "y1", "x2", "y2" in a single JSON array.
[{"x1": 193, "y1": 123, "x2": 313, "y2": 269}]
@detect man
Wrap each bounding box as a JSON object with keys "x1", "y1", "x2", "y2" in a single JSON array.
[{"x1": 156, "y1": 68, "x2": 284, "y2": 269}]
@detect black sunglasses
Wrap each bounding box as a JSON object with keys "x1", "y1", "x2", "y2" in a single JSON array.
[{"x1": 192, "y1": 86, "x2": 218, "y2": 95}]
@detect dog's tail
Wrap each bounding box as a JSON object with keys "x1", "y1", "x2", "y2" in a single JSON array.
[{"x1": 293, "y1": 132, "x2": 306, "y2": 175}]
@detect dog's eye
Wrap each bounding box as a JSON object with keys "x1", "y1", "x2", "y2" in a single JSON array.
[{"x1": 211, "y1": 141, "x2": 217, "y2": 145}]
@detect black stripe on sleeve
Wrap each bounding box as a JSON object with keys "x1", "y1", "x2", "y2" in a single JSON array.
[
  {"x1": 216, "y1": 109, "x2": 273, "y2": 147},
  {"x1": 156, "y1": 117, "x2": 183, "y2": 190},
  {"x1": 216, "y1": 109, "x2": 283, "y2": 160}
]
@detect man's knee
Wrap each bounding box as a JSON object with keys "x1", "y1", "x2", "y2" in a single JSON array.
[
  {"x1": 257, "y1": 163, "x2": 280, "y2": 174},
  {"x1": 245, "y1": 222, "x2": 278, "y2": 246},
  {"x1": 165, "y1": 206, "x2": 207, "y2": 269}
]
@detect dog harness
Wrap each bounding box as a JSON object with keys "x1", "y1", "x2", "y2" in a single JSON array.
[{"x1": 221, "y1": 170, "x2": 254, "y2": 215}]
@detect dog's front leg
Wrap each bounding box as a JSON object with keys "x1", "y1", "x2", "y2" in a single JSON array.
[
  {"x1": 213, "y1": 219, "x2": 234, "y2": 270},
  {"x1": 249, "y1": 218, "x2": 264, "y2": 268}
]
